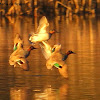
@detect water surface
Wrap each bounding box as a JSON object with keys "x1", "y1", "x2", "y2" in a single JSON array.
[{"x1": 0, "y1": 15, "x2": 100, "y2": 100}]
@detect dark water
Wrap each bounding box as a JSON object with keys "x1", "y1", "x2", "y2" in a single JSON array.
[{"x1": 0, "y1": 15, "x2": 100, "y2": 100}]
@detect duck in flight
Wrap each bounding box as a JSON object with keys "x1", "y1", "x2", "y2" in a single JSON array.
[
  {"x1": 29, "y1": 16, "x2": 56, "y2": 43},
  {"x1": 9, "y1": 44, "x2": 36, "y2": 71},
  {"x1": 40, "y1": 41, "x2": 75, "y2": 78},
  {"x1": 9, "y1": 33, "x2": 36, "y2": 71}
]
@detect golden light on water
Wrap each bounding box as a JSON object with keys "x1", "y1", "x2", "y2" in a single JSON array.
[{"x1": 0, "y1": 15, "x2": 100, "y2": 100}]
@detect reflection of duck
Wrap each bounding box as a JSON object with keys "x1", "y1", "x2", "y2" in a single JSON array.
[
  {"x1": 9, "y1": 44, "x2": 36, "y2": 71},
  {"x1": 59, "y1": 84, "x2": 68, "y2": 99},
  {"x1": 10, "y1": 87, "x2": 32, "y2": 100},
  {"x1": 29, "y1": 16, "x2": 55, "y2": 43},
  {"x1": 34, "y1": 83, "x2": 68, "y2": 100},
  {"x1": 13, "y1": 33, "x2": 23, "y2": 51}
]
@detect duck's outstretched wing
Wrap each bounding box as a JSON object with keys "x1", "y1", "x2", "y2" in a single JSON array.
[
  {"x1": 14, "y1": 33, "x2": 23, "y2": 44},
  {"x1": 40, "y1": 44, "x2": 51, "y2": 60},
  {"x1": 36, "y1": 16, "x2": 49, "y2": 34},
  {"x1": 39, "y1": 41, "x2": 52, "y2": 60},
  {"x1": 13, "y1": 33, "x2": 23, "y2": 50}
]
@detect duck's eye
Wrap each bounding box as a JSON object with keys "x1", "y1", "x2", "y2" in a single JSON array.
[{"x1": 59, "y1": 66, "x2": 62, "y2": 68}]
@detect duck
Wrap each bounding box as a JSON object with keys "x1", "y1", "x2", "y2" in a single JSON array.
[
  {"x1": 9, "y1": 44, "x2": 36, "y2": 71},
  {"x1": 13, "y1": 33, "x2": 23, "y2": 51},
  {"x1": 46, "y1": 44, "x2": 75, "y2": 78},
  {"x1": 29, "y1": 16, "x2": 56, "y2": 43},
  {"x1": 46, "y1": 44, "x2": 68, "y2": 78},
  {"x1": 39, "y1": 41, "x2": 75, "y2": 78}
]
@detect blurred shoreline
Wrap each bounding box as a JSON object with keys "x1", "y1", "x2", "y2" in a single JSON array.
[{"x1": 0, "y1": 0, "x2": 100, "y2": 17}]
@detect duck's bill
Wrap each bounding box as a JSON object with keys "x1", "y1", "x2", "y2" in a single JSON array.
[
  {"x1": 31, "y1": 46, "x2": 37, "y2": 49},
  {"x1": 28, "y1": 39, "x2": 33, "y2": 44},
  {"x1": 72, "y1": 52, "x2": 76, "y2": 54},
  {"x1": 54, "y1": 30, "x2": 60, "y2": 33}
]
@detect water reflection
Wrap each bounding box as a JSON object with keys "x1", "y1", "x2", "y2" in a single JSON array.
[
  {"x1": 0, "y1": 15, "x2": 100, "y2": 100},
  {"x1": 10, "y1": 87, "x2": 33, "y2": 100},
  {"x1": 10, "y1": 82, "x2": 68, "y2": 100}
]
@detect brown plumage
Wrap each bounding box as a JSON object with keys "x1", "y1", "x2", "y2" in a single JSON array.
[
  {"x1": 9, "y1": 43, "x2": 36, "y2": 71},
  {"x1": 46, "y1": 44, "x2": 68, "y2": 78}
]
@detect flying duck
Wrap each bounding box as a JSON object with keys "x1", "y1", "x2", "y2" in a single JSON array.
[{"x1": 29, "y1": 16, "x2": 55, "y2": 43}]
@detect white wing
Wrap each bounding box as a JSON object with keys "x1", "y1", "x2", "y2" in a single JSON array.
[{"x1": 36, "y1": 16, "x2": 49, "y2": 34}]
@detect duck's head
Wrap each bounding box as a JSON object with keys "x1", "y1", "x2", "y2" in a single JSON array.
[
  {"x1": 66, "y1": 50, "x2": 75, "y2": 55},
  {"x1": 27, "y1": 46, "x2": 36, "y2": 51},
  {"x1": 49, "y1": 29, "x2": 58, "y2": 34},
  {"x1": 29, "y1": 46, "x2": 36, "y2": 50}
]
